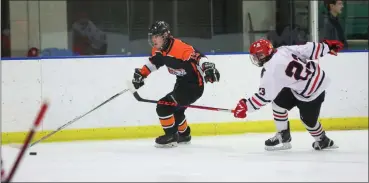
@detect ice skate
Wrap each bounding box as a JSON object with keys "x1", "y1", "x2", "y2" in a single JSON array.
[
  {"x1": 155, "y1": 134, "x2": 178, "y2": 148},
  {"x1": 177, "y1": 134, "x2": 191, "y2": 144},
  {"x1": 312, "y1": 132, "x2": 338, "y2": 150},
  {"x1": 265, "y1": 128, "x2": 292, "y2": 151},
  {"x1": 177, "y1": 126, "x2": 191, "y2": 144}
]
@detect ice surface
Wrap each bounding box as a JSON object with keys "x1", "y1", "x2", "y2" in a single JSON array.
[{"x1": 2, "y1": 130, "x2": 368, "y2": 182}]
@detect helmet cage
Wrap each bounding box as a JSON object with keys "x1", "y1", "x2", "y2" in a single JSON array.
[
  {"x1": 148, "y1": 32, "x2": 170, "y2": 50},
  {"x1": 249, "y1": 52, "x2": 267, "y2": 67}
]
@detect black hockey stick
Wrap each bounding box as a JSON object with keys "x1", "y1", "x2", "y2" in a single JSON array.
[
  {"x1": 126, "y1": 81, "x2": 234, "y2": 113},
  {"x1": 11, "y1": 89, "x2": 130, "y2": 149}
]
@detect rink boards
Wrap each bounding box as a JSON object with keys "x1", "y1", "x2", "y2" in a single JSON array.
[{"x1": 1, "y1": 52, "x2": 368, "y2": 144}]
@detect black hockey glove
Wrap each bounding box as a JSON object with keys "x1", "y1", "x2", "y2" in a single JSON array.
[
  {"x1": 132, "y1": 68, "x2": 145, "y2": 89},
  {"x1": 202, "y1": 62, "x2": 220, "y2": 83}
]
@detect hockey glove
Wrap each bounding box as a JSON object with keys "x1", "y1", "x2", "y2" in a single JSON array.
[
  {"x1": 234, "y1": 99, "x2": 248, "y2": 118},
  {"x1": 132, "y1": 68, "x2": 145, "y2": 89},
  {"x1": 202, "y1": 62, "x2": 220, "y2": 83},
  {"x1": 322, "y1": 40, "x2": 344, "y2": 56}
]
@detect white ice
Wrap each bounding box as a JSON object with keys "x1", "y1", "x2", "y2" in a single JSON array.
[{"x1": 2, "y1": 130, "x2": 368, "y2": 182}]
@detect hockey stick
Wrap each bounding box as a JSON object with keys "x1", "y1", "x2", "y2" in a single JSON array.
[
  {"x1": 4, "y1": 101, "x2": 49, "y2": 183},
  {"x1": 24, "y1": 88, "x2": 129, "y2": 148},
  {"x1": 126, "y1": 81, "x2": 234, "y2": 113}
]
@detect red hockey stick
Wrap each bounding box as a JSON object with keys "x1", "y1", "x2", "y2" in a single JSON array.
[
  {"x1": 4, "y1": 101, "x2": 49, "y2": 183},
  {"x1": 126, "y1": 81, "x2": 234, "y2": 113}
]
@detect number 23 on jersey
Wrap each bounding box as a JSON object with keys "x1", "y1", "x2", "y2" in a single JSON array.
[{"x1": 285, "y1": 54, "x2": 313, "y2": 81}]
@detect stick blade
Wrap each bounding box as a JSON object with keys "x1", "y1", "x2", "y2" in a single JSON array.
[{"x1": 7, "y1": 143, "x2": 23, "y2": 149}]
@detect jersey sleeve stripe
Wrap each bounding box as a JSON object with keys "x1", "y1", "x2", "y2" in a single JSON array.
[
  {"x1": 309, "y1": 43, "x2": 316, "y2": 60},
  {"x1": 307, "y1": 64, "x2": 321, "y2": 95},
  {"x1": 190, "y1": 62, "x2": 204, "y2": 86},
  {"x1": 251, "y1": 97, "x2": 263, "y2": 107},
  {"x1": 140, "y1": 65, "x2": 151, "y2": 77},
  {"x1": 255, "y1": 93, "x2": 271, "y2": 103},
  {"x1": 313, "y1": 70, "x2": 325, "y2": 94},
  {"x1": 297, "y1": 63, "x2": 326, "y2": 99},
  {"x1": 247, "y1": 98, "x2": 258, "y2": 110},
  {"x1": 314, "y1": 43, "x2": 321, "y2": 60},
  {"x1": 320, "y1": 43, "x2": 325, "y2": 57},
  {"x1": 300, "y1": 63, "x2": 316, "y2": 96},
  {"x1": 145, "y1": 62, "x2": 157, "y2": 72}
]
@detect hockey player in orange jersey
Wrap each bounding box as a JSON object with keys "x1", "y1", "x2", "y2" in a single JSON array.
[{"x1": 132, "y1": 21, "x2": 220, "y2": 148}]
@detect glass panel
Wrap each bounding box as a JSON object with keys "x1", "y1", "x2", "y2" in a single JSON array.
[
  {"x1": 318, "y1": 0, "x2": 368, "y2": 50},
  {"x1": 245, "y1": 0, "x2": 310, "y2": 51},
  {"x1": 128, "y1": 0, "x2": 150, "y2": 54},
  {"x1": 128, "y1": 0, "x2": 174, "y2": 55},
  {"x1": 2, "y1": 0, "x2": 323, "y2": 58},
  {"x1": 175, "y1": 0, "x2": 243, "y2": 53},
  {"x1": 66, "y1": 0, "x2": 128, "y2": 56},
  {"x1": 39, "y1": 1, "x2": 69, "y2": 56},
  {"x1": 1, "y1": 0, "x2": 11, "y2": 57},
  {"x1": 212, "y1": 0, "x2": 244, "y2": 52},
  {"x1": 3, "y1": 0, "x2": 42, "y2": 58},
  {"x1": 177, "y1": 0, "x2": 211, "y2": 38}
]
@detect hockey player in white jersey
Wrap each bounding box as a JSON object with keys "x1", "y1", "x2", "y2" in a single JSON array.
[{"x1": 233, "y1": 39, "x2": 344, "y2": 151}]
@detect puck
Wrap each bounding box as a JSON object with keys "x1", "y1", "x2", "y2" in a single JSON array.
[{"x1": 29, "y1": 152, "x2": 37, "y2": 155}]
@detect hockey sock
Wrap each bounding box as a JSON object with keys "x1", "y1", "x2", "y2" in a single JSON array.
[
  {"x1": 178, "y1": 118, "x2": 188, "y2": 134},
  {"x1": 304, "y1": 121, "x2": 325, "y2": 141},
  {"x1": 159, "y1": 114, "x2": 176, "y2": 134},
  {"x1": 272, "y1": 103, "x2": 289, "y2": 132}
]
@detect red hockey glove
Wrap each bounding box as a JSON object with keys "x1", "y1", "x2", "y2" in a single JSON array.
[
  {"x1": 233, "y1": 99, "x2": 248, "y2": 118},
  {"x1": 322, "y1": 40, "x2": 344, "y2": 56}
]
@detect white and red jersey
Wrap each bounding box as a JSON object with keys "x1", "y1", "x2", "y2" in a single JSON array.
[
  {"x1": 72, "y1": 20, "x2": 107, "y2": 49},
  {"x1": 246, "y1": 42, "x2": 331, "y2": 112}
]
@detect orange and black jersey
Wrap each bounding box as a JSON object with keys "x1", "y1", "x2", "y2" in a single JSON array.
[{"x1": 140, "y1": 38, "x2": 205, "y2": 86}]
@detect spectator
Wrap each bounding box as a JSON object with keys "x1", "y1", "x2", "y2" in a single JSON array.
[
  {"x1": 1, "y1": 28, "x2": 11, "y2": 57},
  {"x1": 266, "y1": 13, "x2": 307, "y2": 48},
  {"x1": 27, "y1": 47, "x2": 39, "y2": 57},
  {"x1": 321, "y1": 0, "x2": 348, "y2": 49},
  {"x1": 71, "y1": 12, "x2": 107, "y2": 55},
  {"x1": 267, "y1": 25, "x2": 308, "y2": 48}
]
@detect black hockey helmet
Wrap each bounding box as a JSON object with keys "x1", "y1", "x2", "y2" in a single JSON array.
[{"x1": 148, "y1": 21, "x2": 172, "y2": 50}]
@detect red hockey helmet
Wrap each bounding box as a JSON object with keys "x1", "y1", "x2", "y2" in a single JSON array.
[{"x1": 249, "y1": 39, "x2": 274, "y2": 67}]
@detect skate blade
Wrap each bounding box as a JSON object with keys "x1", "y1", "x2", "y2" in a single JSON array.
[
  {"x1": 328, "y1": 144, "x2": 339, "y2": 149},
  {"x1": 155, "y1": 142, "x2": 178, "y2": 148},
  {"x1": 265, "y1": 143, "x2": 292, "y2": 151},
  {"x1": 315, "y1": 144, "x2": 339, "y2": 150},
  {"x1": 178, "y1": 141, "x2": 191, "y2": 145}
]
